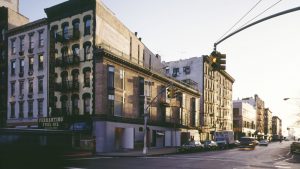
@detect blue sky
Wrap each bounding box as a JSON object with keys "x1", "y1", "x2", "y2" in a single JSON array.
[{"x1": 19, "y1": 0, "x2": 300, "y2": 136}]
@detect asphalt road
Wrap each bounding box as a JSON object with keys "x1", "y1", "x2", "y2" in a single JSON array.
[{"x1": 64, "y1": 141, "x2": 300, "y2": 169}]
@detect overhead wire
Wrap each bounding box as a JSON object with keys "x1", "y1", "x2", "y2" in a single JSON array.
[
  {"x1": 217, "y1": 0, "x2": 264, "y2": 42},
  {"x1": 234, "y1": 0, "x2": 283, "y2": 32}
]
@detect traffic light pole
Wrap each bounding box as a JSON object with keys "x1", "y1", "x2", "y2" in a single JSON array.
[{"x1": 214, "y1": 6, "x2": 300, "y2": 51}]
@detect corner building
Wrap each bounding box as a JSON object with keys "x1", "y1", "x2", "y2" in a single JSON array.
[
  {"x1": 46, "y1": 0, "x2": 201, "y2": 153},
  {"x1": 163, "y1": 56, "x2": 235, "y2": 141}
]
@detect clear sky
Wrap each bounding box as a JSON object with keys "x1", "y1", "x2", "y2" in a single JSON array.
[{"x1": 20, "y1": 0, "x2": 300, "y2": 136}]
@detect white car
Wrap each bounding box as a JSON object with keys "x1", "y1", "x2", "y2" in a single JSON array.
[{"x1": 258, "y1": 139, "x2": 269, "y2": 146}]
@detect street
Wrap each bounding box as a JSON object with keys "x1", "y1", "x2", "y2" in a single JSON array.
[{"x1": 64, "y1": 141, "x2": 300, "y2": 169}]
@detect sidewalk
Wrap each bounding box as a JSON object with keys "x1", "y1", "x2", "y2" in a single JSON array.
[{"x1": 96, "y1": 147, "x2": 178, "y2": 157}]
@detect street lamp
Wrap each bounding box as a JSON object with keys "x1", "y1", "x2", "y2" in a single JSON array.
[{"x1": 143, "y1": 66, "x2": 169, "y2": 155}]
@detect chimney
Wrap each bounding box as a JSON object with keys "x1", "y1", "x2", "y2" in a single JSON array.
[
  {"x1": 135, "y1": 32, "x2": 138, "y2": 36},
  {"x1": 139, "y1": 37, "x2": 142, "y2": 41}
]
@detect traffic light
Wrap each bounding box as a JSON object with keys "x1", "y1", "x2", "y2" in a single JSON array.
[
  {"x1": 167, "y1": 87, "x2": 174, "y2": 98},
  {"x1": 209, "y1": 51, "x2": 226, "y2": 71}
]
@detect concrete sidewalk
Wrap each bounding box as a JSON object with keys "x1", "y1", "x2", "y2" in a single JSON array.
[{"x1": 96, "y1": 147, "x2": 178, "y2": 157}]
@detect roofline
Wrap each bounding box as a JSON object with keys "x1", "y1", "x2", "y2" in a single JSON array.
[{"x1": 7, "y1": 18, "x2": 47, "y2": 36}]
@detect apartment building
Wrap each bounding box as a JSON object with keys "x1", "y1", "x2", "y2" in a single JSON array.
[
  {"x1": 264, "y1": 108, "x2": 272, "y2": 140},
  {"x1": 241, "y1": 94, "x2": 265, "y2": 140},
  {"x1": 45, "y1": 0, "x2": 201, "y2": 152},
  {"x1": 0, "y1": 2, "x2": 28, "y2": 127},
  {"x1": 7, "y1": 18, "x2": 48, "y2": 127},
  {"x1": 233, "y1": 100, "x2": 256, "y2": 140},
  {"x1": 163, "y1": 56, "x2": 234, "y2": 141},
  {"x1": 272, "y1": 116, "x2": 282, "y2": 141}
]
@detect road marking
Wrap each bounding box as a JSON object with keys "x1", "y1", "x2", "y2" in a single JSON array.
[
  {"x1": 286, "y1": 152, "x2": 290, "y2": 156},
  {"x1": 274, "y1": 166, "x2": 291, "y2": 169},
  {"x1": 65, "y1": 167, "x2": 87, "y2": 169},
  {"x1": 67, "y1": 157, "x2": 114, "y2": 161}
]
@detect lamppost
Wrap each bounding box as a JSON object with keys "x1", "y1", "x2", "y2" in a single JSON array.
[{"x1": 143, "y1": 66, "x2": 169, "y2": 155}]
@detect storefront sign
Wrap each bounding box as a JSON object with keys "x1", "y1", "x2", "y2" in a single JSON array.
[{"x1": 38, "y1": 117, "x2": 64, "y2": 129}]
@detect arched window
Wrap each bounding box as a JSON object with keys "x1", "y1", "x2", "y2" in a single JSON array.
[
  {"x1": 61, "y1": 22, "x2": 69, "y2": 40},
  {"x1": 72, "y1": 44, "x2": 80, "y2": 56},
  {"x1": 71, "y1": 69, "x2": 80, "y2": 90},
  {"x1": 83, "y1": 41, "x2": 91, "y2": 61},
  {"x1": 83, "y1": 15, "x2": 91, "y2": 36},
  {"x1": 71, "y1": 94, "x2": 79, "y2": 115},
  {"x1": 60, "y1": 95, "x2": 69, "y2": 116},
  {"x1": 82, "y1": 93, "x2": 91, "y2": 115},
  {"x1": 83, "y1": 67, "x2": 91, "y2": 87}
]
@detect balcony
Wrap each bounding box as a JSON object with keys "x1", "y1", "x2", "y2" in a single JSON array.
[
  {"x1": 72, "y1": 107, "x2": 79, "y2": 115},
  {"x1": 55, "y1": 29, "x2": 80, "y2": 44},
  {"x1": 19, "y1": 71, "x2": 24, "y2": 77},
  {"x1": 55, "y1": 80, "x2": 80, "y2": 93},
  {"x1": 55, "y1": 55, "x2": 80, "y2": 68},
  {"x1": 28, "y1": 48, "x2": 34, "y2": 53},
  {"x1": 19, "y1": 51, "x2": 24, "y2": 56}
]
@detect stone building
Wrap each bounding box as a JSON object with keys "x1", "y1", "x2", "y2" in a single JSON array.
[
  {"x1": 163, "y1": 56, "x2": 234, "y2": 141},
  {"x1": 45, "y1": 0, "x2": 201, "y2": 152},
  {"x1": 272, "y1": 116, "x2": 282, "y2": 141},
  {"x1": 7, "y1": 18, "x2": 48, "y2": 127},
  {"x1": 264, "y1": 108, "x2": 272, "y2": 140},
  {"x1": 0, "y1": 5, "x2": 28, "y2": 127},
  {"x1": 233, "y1": 100, "x2": 256, "y2": 140},
  {"x1": 241, "y1": 94, "x2": 265, "y2": 140}
]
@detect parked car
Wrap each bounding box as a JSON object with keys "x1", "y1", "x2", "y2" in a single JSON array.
[
  {"x1": 253, "y1": 140, "x2": 259, "y2": 145},
  {"x1": 234, "y1": 140, "x2": 240, "y2": 146},
  {"x1": 258, "y1": 139, "x2": 269, "y2": 146},
  {"x1": 203, "y1": 140, "x2": 218, "y2": 149},
  {"x1": 239, "y1": 137, "x2": 256, "y2": 148},
  {"x1": 178, "y1": 140, "x2": 204, "y2": 152},
  {"x1": 290, "y1": 141, "x2": 300, "y2": 154}
]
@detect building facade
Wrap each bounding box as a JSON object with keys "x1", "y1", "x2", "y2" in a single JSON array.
[
  {"x1": 272, "y1": 116, "x2": 282, "y2": 141},
  {"x1": 0, "y1": 5, "x2": 28, "y2": 127},
  {"x1": 241, "y1": 94, "x2": 265, "y2": 139},
  {"x1": 163, "y1": 56, "x2": 234, "y2": 141},
  {"x1": 233, "y1": 100, "x2": 256, "y2": 140},
  {"x1": 264, "y1": 108, "x2": 272, "y2": 140},
  {"x1": 7, "y1": 19, "x2": 48, "y2": 127},
  {"x1": 45, "y1": 0, "x2": 201, "y2": 153}
]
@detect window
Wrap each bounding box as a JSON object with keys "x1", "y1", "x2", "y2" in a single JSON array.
[
  {"x1": 38, "y1": 78, "x2": 43, "y2": 93},
  {"x1": 38, "y1": 30, "x2": 44, "y2": 47},
  {"x1": 11, "y1": 39, "x2": 16, "y2": 54},
  {"x1": 38, "y1": 55, "x2": 43, "y2": 70},
  {"x1": 29, "y1": 33, "x2": 34, "y2": 50},
  {"x1": 62, "y1": 24, "x2": 69, "y2": 40},
  {"x1": 38, "y1": 99, "x2": 43, "y2": 117},
  {"x1": 138, "y1": 77, "x2": 145, "y2": 117},
  {"x1": 72, "y1": 44, "x2": 80, "y2": 56},
  {"x1": 72, "y1": 19, "x2": 80, "y2": 38},
  {"x1": 10, "y1": 102, "x2": 15, "y2": 118},
  {"x1": 11, "y1": 82, "x2": 15, "y2": 96},
  {"x1": 28, "y1": 80, "x2": 33, "y2": 94},
  {"x1": 60, "y1": 96, "x2": 68, "y2": 116},
  {"x1": 183, "y1": 66, "x2": 190, "y2": 74},
  {"x1": 19, "y1": 60, "x2": 24, "y2": 75},
  {"x1": 83, "y1": 67, "x2": 91, "y2": 87},
  {"x1": 72, "y1": 94, "x2": 79, "y2": 115},
  {"x1": 84, "y1": 16, "x2": 91, "y2": 35},
  {"x1": 108, "y1": 66, "x2": 115, "y2": 90},
  {"x1": 19, "y1": 81, "x2": 24, "y2": 95},
  {"x1": 28, "y1": 100, "x2": 33, "y2": 118},
  {"x1": 11, "y1": 60, "x2": 16, "y2": 75},
  {"x1": 19, "y1": 36, "x2": 25, "y2": 52},
  {"x1": 172, "y1": 68, "x2": 179, "y2": 77},
  {"x1": 19, "y1": 101, "x2": 24, "y2": 118},
  {"x1": 165, "y1": 67, "x2": 169, "y2": 74},
  {"x1": 83, "y1": 93, "x2": 91, "y2": 115},
  {"x1": 83, "y1": 41, "x2": 91, "y2": 60},
  {"x1": 29, "y1": 57, "x2": 34, "y2": 72},
  {"x1": 51, "y1": 25, "x2": 58, "y2": 42}
]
